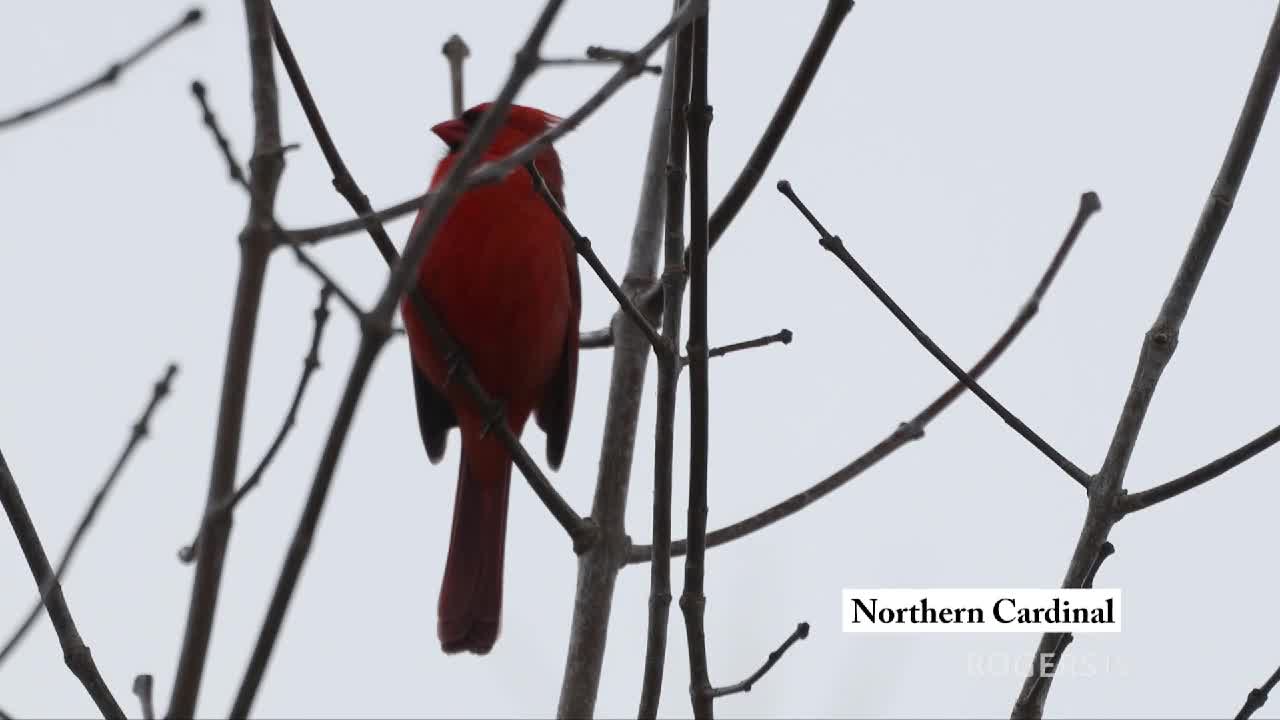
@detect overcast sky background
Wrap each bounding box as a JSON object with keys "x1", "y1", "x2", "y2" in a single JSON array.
[{"x1": 3, "y1": 1, "x2": 1280, "y2": 718}]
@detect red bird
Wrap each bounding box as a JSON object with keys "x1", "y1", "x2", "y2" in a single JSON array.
[{"x1": 401, "y1": 103, "x2": 580, "y2": 655}]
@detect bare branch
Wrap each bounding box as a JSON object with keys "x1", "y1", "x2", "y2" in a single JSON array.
[
  {"x1": 0, "y1": 363, "x2": 177, "y2": 669},
  {"x1": 628, "y1": 191, "x2": 1097, "y2": 564},
  {"x1": 639, "y1": 22, "x2": 692, "y2": 718},
  {"x1": 180, "y1": 288, "x2": 333, "y2": 563},
  {"x1": 1016, "y1": 543, "x2": 1114, "y2": 717},
  {"x1": 132, "y1": 674, "x2": 155, "y2": 720},
  {"x1": 283, "y1": 242, "x2": 364, "y2": 316},
  {"x1": 778, "y1": 179, "x2": 1092, "y2": 488},
  {"x1": 680, "y1": 12, "x2": 715, "y2": 718},
  {"x1": 708, "y1": 622, "x2": 809, "y2": 698},
  {"x1": 694, "y1": 328, "x2": 791, "y2": 364},
  {"x1": 1014, "y1": 4, "x2": 1280, "y2": 714},
  {"x1": 190, "y1": 80, "x2": 248, "y2": 189},
  {"x1": 167, "y1": 0, "x2": 286, "y2": 713},
  {"x1": 558, "y1": 11, "x2": 685, "y2": 715},
  {"x1": 527, "y1": 162, "x2": 667, "y2": 352},
  {"x1": 1236, "y1": 663, "x2": 1280, "y2": 720},
  {"x1": 0, "y1": 448, "x2": 125, "y2": 719},
  {"x1": 1120, "y1": 422, "x2": 1280, "y2": 514},
  {"x1": 544, "y1": 46, "x2": 662, "y2": 75},
  {"x1": 579, "y1": 325, "x2": 614, "y2": 349},
  {"x1": 0, "y1": 8, "x2": 203, "y2": 131},
  {"x1": 442, "y1": 34, "x2": 470, "y2": 117}
]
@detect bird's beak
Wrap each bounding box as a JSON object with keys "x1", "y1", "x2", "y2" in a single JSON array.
[{"x1": 431, "y1": 118, "x2": 469, "y2": 150}]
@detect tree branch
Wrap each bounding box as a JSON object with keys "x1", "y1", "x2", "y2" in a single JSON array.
[
  {"x1": 680, "y1": 12, "x2": 714, "y2": 718},
  {"x1": 0, "y1": 364, "x2": 177, "y2": 669},
  {"x1": 778, "y1": 179, "x2": 1092, "y2": 488},
  {"x1": 579, "y1": 325, "x2": 614, "y2": 349},
  {"x1": 1119, "y1": 422, "x2": 1280, "y2": 514},
  {"x1": 1013, "y1": 3, "x2": 1280, "y2": 715},
  {"x1": 190, "y1": 80, "x2": 248, "y2": 188},
  {"x1": 638, "y1": 20, "x2": 692, "y2": 718},
  {"x1": 695, "y1": 328, "x2": 791, "y2": 364},
  {"x1": 167, "y1": 0, "x2": 285, "y2": 714},
  {"x1": 543, "y1": 46, "x2": 662, "y2": 75},
  {"x1": 132, "y1": 674, "x2": 156, "y2": 720},
  {"x1": 628, "y1": 191, "x2": 1098, "y2": 564},
  {"x1": 0, "y1": 7, "x2": 203, "y2": 131},
  {"x1": 707, "y1": 622, "x2": 809, "y2": 699},
  {"x1": 557, "y1": 10, "x2": 686, "y2": 716},
  {"x1": 442, "y1": 34, "x2": 470, "y2": 118},
  {"x1": 1017, "y1": 543, "x2": 1114, "y2": 715},
  {"x1": 527, "y1": 162, "x2": 666, "y2": 351},
  {"x1": 0, "y1": 448, "x2": 124, "y2": 719},
  {"x1": 180, "y1": 288, "x2": 333, "y2": 563},
  {"x1": 1235, "y1": 663, "x2": 1280, "y2": 720}
]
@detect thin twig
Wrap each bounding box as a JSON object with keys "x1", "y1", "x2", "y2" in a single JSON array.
[
  {"x1": 680, "y1": 12, "x2": 714, "y2": 719},
  {"x1": 132, "y1": 674, "x2": 155, "y2": 720},
  {"x1": 0, "y1": 448, "x2": 124, "y2": 719},
  {"x1": 190, "y1": 80, "x2": 248, "y2": 189},
  {"x1": 628, "y1": 191, "x2": 1099, "y2": 564},
  {"x1": 180, "y1": 287, "x2": 333, "y2": 563},
  {"x1": 1013, "y1": 4, "x2": 1280, "y2": 715},
  {"x1": 588, "y1": 46, "x2": 663, "y2": 74},
  {"x1": 1235, "y1": 663, "x2": 1280, "y2": 720},
  {"x1": 1120, "y1": 422, "x2": 1280, "y2": 514},
  {"x1": 778, "y1": 179, "x2": 1092, "y2": 488},
  {"x1": 638, "y1": 21, "x2": 692, "y2": 718},
  {"x1": 284, "y1": 242, "x2": 364, "y2": 316},
  {"x1": 543, "y1": 46, "x2": 662, "y2": 75},
  {"x1": 442, "y1": 34, "x2": 470, "y2": 118},
  {"x1": 689, "y1": 328, "x2": 791, "y2": 365},
  {"x1": 579, "y1": 325, "x2": 614, "y2": 349},
  {"x1": 0, "y1": 8, "x2": 203, "y2": 130},
  {"x1": 527, "y1": 162, "x2": 666, "y2": 352},
  {"x1": 707, "y1": 622, "x2": 809, "y2": 698},
  {"x1": 167, "y1": 0, "x2": 286, "y2": 714},
  {"x1": 0, "y1": 364, "x2": 177, "y2": 669}
]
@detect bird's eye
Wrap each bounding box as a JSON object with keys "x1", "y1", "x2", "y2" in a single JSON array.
[{"x1": 460, "y1": 108, "x2": 481, "y2": 126}]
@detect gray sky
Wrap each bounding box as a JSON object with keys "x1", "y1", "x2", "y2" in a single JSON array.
[{"x1": 3, "y1": 1, "x2": 1280, "y2": 717}]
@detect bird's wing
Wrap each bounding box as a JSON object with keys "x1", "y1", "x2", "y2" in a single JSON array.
[
  {"x1": 411, "y1": 357, "x2": 457, "y2": 464},
  {"x1": 536, "y1": 232, "x2": 580, "y2": 470}
]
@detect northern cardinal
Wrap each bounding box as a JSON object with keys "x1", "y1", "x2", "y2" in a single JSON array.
[{"x1": 401, "y1": 103, "x2": 580, "y2": 655}]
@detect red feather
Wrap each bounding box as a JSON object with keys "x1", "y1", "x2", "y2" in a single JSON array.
[{"x1": 401, "y1": 103, "x2": 579, "y2": 654}]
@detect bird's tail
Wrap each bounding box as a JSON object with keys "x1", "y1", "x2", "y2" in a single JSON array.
[{"x1": 438, "y1": 430, "x2": 512, "y2": 654}]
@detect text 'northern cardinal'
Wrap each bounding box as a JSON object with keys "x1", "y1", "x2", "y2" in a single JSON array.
[{"x1": 402, "y1": 103, "x2": 580, "y2": 655}]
